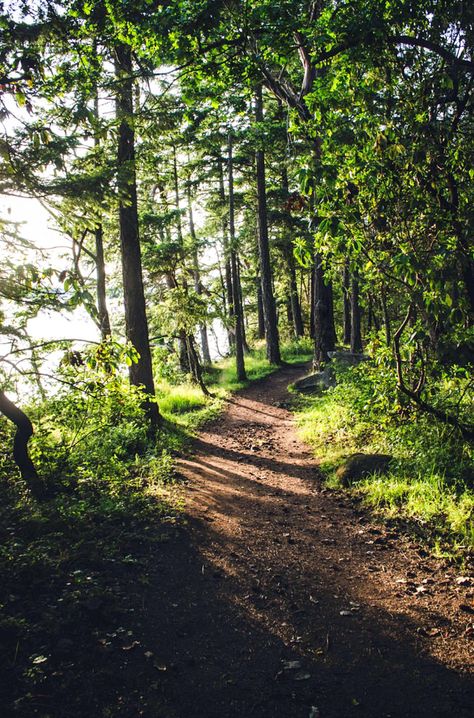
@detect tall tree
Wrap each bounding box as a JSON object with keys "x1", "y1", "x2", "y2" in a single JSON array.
[
  {"x1": 115, "y1": 43, "x2": 159, "y2": 428},
  {"x1": 228, "y1": 132, "x2": 246, "y2": 381},
  {"x1": 254, "y1": 84, "x2": 281, "y2": 364}
]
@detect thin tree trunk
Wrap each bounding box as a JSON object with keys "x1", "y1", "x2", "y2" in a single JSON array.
[
  {"x1": 228, "y1": 132, "x2": 246, "y2": 381},
  {"x1": 281, "y1": 163, "x2": 304, "y2": 338},
  {"x1": 381, "y1": 286, "x2": 391, "y2": 346},
  {"x1": 0, "y1": 391, "x2": 45, "y2": 499},
  {"x1": 350, "y1": 273, "x2": 363, "y2": 353},
  {"x1": 255, "y1": 84, "x2": 281, "y2": 364},
  {"x1": 92, "y1": 93, "x2": 111, "y2": 340},
  {"x1": 218, "y1": 158, "x2": 234, "y2": 349},
  {"x1": 313, "y1": 252, "x2": 335, "y2": 368},
  {"x1": 256, "y1": 277, "x2": 265, "y2": 339},
  {"x1": 309, "y1": 266, "x2": 315, "y2": 339},
  {"x1": 187, "y1": 186, "x2": 211, "y2": 365},
  {"x1": 186, "y1": 335, "x2": 211, "y2": 396},
  {"x1": 343, "y1": 260, "x2": 351, "y2": 345},
  {"x1": 289, "y1": 259, "x2": 304, "y2": 337},
  {"x1": 237, "y1": 257, "x2": 250, "y2": 354},
  {"x1": 325, "y1": 280, "x2": 337, "y2": 347},
  {"x1": 367, "y1": 293, "x2": 380, "y2": 332},
  {"x1": 115, "y1": 43, "x2": 159, "y2": 428},
  {"x1": 94, "y1": 224, "x2": 111, "y2": 339}
]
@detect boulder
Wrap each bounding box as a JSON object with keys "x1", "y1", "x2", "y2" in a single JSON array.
[
  {"x1": 336, "y1": 453, "x2": 392, "y2": 486},
  {"x1": 293, "y1": 366, "x2": 335, "y2": 393},
  {"x1": 327, "y1": 350, "x2": 369, "y2": 366}
]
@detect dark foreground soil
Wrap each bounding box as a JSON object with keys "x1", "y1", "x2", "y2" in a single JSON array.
[{"x1": 5, "y1": 364, "x2": 473, "y2": 717}]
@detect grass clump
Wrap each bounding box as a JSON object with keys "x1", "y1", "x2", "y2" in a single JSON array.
[{"x1": 294, "y1": 361, "x2": 474, "y2": 558}]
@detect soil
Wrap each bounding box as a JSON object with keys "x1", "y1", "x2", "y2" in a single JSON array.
[{"x1": 140, "y1": 363, "x2": 474, "y2": 718}]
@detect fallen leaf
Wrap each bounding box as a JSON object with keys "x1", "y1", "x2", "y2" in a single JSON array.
[
  {"x1": 294, "y1": 671, "x2": 311, "y2": 681},
  {"x1": 122, "y1": 641, "x2": 140, "y2": 651},
  {"x1": 456, "y1": 577, "x2": 472, "y2": 587},
  {"x1": 340, "y1": 610, "x2": 352, "y2": 616},
  {"x1": 282, "y1": 660, "x2": 302, "y2": 670}
]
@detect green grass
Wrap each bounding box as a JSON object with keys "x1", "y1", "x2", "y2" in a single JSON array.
[{"x1": 293, "y1": 367, "x2": 474, "y2": 559}]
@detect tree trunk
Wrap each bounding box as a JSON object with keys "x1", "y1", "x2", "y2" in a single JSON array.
[
  {"x1": 256, "y1": 277, "x2": 265, "y2": 339},
  {"x1": 186, "y1": 335, "x2": 211, "y2": 396},
  {"x1": 350, "y1": 273, "x2": 363, "y2": 353},
  {"x1": 237, "y1": 257, "x2": 250, "y2": 354},
  {"x1": 228, "y1": 132, "x2": 246, "y2": 381},
  {"x1": 381, "y1": 286, "x2": 391, "y2": 346},
  {"x1": 313, "y1": 252, "x2": 335, "y2": 369},
  {"x1": 218, "y1": 158, "x2": 235, "y2": 349},
  {"x1": 187, "y1": 186, "x2": 211, "y2": 365},
  {"x1": 325, "y1": 279, "x2": 337, "y2": 347},
  {"x1": 115, "y1": 44, "x2": 159, "y2": 428},
  {"x1": 287, "y1": 253, "x2": 304, "y2": 337},
  {"x1": 281, "y1": 163, "x2": 304, "y2": 337},
  {"x1": 0, "y1": 391, "x2": 45, "y2": 499},
  {"x1": 255, "y1": 85, "x2": 281, "y2": 365},
  {"x1": 309, "y1": 265, "x2": 315, "y2": 339},
  {"x1": 94, "y1": 224, "x2": 111, "y2": 340},
  {"x1": 92, "y1": 93, "x2": 111, "y2": 340},
  {"x1": 343, "y1": 260, "x2": 351, "y2": 345}
]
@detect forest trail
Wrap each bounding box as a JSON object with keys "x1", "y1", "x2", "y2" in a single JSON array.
[{"x1": 144, "y1": 364, "x2": 474, "y2": 718}]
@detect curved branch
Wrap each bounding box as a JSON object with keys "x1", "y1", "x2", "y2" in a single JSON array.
[
  {"x1": 393, "y1": 308, "x2": 474, "y2": 440},
  {"x1": 0, "y1": 391, "x2": 46, "y2": 498}
]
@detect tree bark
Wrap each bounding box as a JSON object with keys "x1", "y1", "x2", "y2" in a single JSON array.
[
  {"x1": 94, "y1": 224, "x2": 111, "y2": 340},
  {"x1": 350, "y1": 273, "x2": 363, "y2": 354},
  {"x1": 237, "y1": 257, "x2": 250, "y2": 354},
  {"x1": 313, "y1": 252, "x2": 335, "y2": 368},
  {"x1": 381, "y1": 286, "x2": 391, "y2": 346},
  {"x1": 115, "y1": 43, "x2": 159, "y2": 428},
  {"x1": 255, "y1": 85, "x2": 281, "y2": 364},
  {"x1": 228, "y1": 132, "x2": 246, "y2": 381},
  {"x1": 309, "y1": 265, "x2": 315, "y2": 339},
  {"x1": 0, "y1": 391, "x2": 45, "y2": 498},
  {"x1": 287, "y1": 253, "x2": 304, "y2": 337},
  {"x1": 325, "y1": 279, "x2": 337, "y2": 347},
  {"x1": 187, "y1": 185, "x2": 211, "y2": 365},
  {"x1": 92, "y1": 93, "x2": 112, "y2": 340},
  {"x1": 256, "y1": 276, "x2": 265, "y2": 339},
  {"x1": 218, "y1": 158, "x2": 235, "y2": 349},
  {"x1": 343, "y1": 260, "x2": 351, "y2": 345}
]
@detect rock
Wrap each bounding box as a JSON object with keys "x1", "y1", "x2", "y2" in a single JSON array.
[
  {"x1": 327, "y1": 350, "x2": 369, "y2": 366},
  {"x1": 293, "y1": 366, "x2": 335, "y2": 393},
  {"x1": 336, "y1": 453, "x2": 392, "y2": 486}
]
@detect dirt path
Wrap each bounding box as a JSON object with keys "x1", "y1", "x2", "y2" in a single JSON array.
[{"x1": 143, "y1": 364, "x2": 473, "y2": 718}]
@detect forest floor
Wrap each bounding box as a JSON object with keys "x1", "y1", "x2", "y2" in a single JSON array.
[
  {"x1": 136, "y1": 363, "x2": 474, "y2": 718},
  {"x1": 6, "y1": 364, "x2": 474, "y2": 718}
]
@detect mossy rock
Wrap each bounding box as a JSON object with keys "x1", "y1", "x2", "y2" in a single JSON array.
[
  {"x1": 293, "y1": 367, "x2": 335, "y2": 393},
  {"x1": 336, "y1": 453, "x2": 392, "y2": 487}
]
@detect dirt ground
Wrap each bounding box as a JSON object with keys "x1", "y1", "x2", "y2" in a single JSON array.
[{"x1": 139, "y1": 363, "x2": 473, "y2": 718}]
